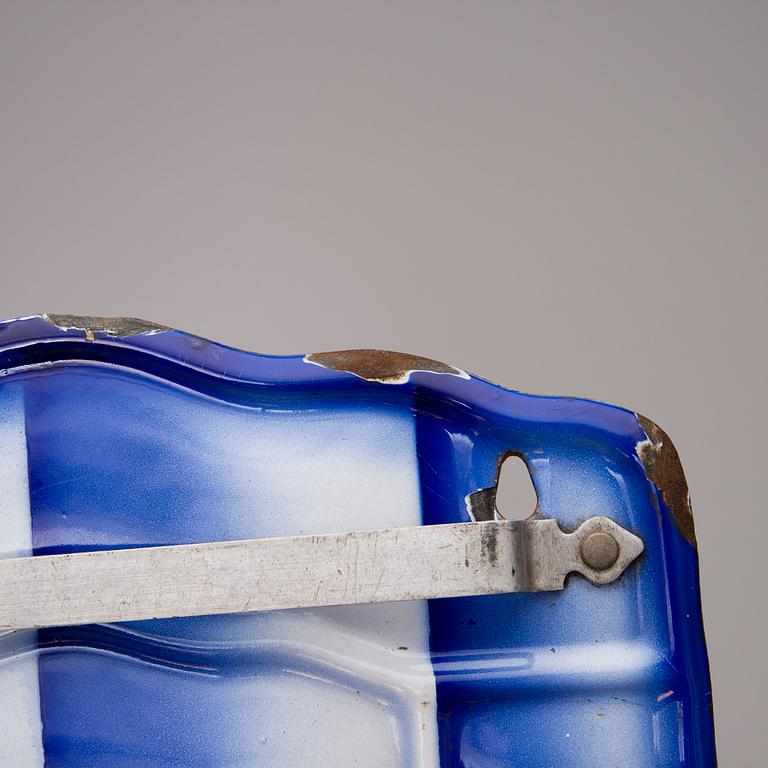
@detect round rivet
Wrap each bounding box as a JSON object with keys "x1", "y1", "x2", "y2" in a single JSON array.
[{"x1": 580, "y1": 531, "x2": 620, "y2": 571}]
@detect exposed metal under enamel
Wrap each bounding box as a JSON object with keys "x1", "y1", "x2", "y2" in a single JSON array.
[
  {"x1": 304, "y1": 348, "x2": 468, "y2": 383},
  {"x1": 42, "y1": 313, "x2": 169, "y2": 337},
  {"x1": 635, "y1": 413, "x2": 697, "y2": 547}
]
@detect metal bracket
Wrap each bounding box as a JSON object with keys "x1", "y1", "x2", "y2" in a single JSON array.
[{"x1": 0, "y1": 517, "x2": 643, "y2": 630}]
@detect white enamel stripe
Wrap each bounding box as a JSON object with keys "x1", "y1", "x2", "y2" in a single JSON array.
[
  {"x1": 196, "y1": 404, "x2": 440, "y2": 768},
  {"x1": 0, "y1": 383, "x2": 44, "y2": 767}
]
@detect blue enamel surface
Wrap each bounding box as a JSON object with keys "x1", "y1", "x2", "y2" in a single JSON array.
[{"x1": 0, "y1": 316, "x2": 716, "y2": 766}]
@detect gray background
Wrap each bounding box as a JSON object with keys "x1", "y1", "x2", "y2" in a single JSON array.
[{"x1": 1, "y1": 2, "x2": 765, "y2": 763}]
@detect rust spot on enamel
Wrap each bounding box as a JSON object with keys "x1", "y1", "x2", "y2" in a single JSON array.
[
  {"x1": 636, "y1": 414, "x2": 696, "y2": 548},
  {"x1": 304, "y1": 349, "x2": 464, "y2": 384},
  {"x1": 43, "y1": 314, "x2": 169, "y2": 338}
]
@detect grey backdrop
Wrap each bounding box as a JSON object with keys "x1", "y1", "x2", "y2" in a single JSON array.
[{"x1": 1, "y1": 2, "x2": 765, "y2": 764}]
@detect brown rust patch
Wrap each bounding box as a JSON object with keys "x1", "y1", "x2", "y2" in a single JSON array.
[
  {"x1": 636, "y1": 414, "x2": 696, "y2": 548},
  {"x1": 304, "y1": 349, "x2": 464, "y2": 384},
  {"x1": 43, "y1": 314, "x2": 169, "y2": 338}
]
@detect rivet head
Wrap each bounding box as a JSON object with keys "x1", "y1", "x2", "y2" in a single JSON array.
[{"x1": 580, "y1": 531, "x2": 620, "y2": 571}]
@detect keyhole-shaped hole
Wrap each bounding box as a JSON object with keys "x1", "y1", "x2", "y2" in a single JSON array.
[{"x1": 495, "y1": 454, "x2": 538, "y2": 520}]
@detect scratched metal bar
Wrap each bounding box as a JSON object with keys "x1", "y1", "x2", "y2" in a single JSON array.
[{"x1": 0, "y1": 517, "x2": 642, "y2": 630}]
